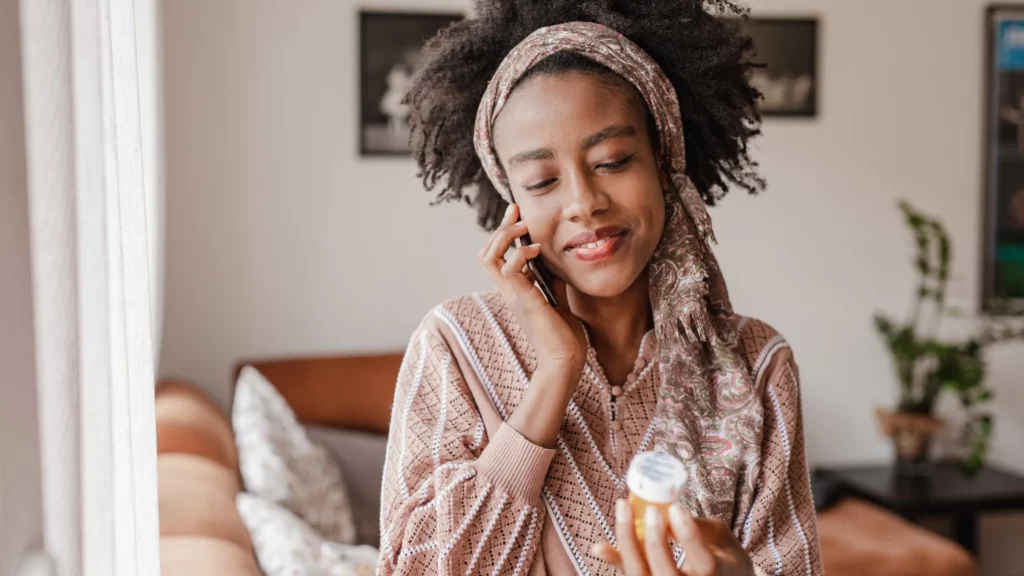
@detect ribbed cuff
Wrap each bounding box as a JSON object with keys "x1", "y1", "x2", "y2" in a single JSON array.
[{"x1": 474, "y1": 423, "x2": 555, "y2": 502}]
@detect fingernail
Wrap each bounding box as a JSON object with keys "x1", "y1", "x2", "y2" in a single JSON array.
[
  {"x1": 646, "y1": 506, "x2": 661, "y2": 529},
  {"x1": 616, "y1": 499, "x2": 629, "y2": 522},
  {"x1": 504, "y1": 204, "x2": 515, "y2": 217},
  {"x1": 669, "y1": 504, "x2": 686, "y2": 525},
  {"x1": 530, "y1": 243, "x2": 541, "y2": 249}
]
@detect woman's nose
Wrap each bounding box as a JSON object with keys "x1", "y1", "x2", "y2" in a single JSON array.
[{"x1": 562, "y1": 170, "x2": 609, "y2": 222}]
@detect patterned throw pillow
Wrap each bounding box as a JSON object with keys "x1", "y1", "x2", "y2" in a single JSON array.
[
  {"x1": 233, "y1": 365, "x2": 357, "y2": 544},
  {"x1": 237, "y1": 492, "x2": 378, "y2": 576}
]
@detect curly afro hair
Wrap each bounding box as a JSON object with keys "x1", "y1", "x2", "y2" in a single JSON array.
[{"x1": 407, "y1": 0, "x2": 765, "y2": 231}]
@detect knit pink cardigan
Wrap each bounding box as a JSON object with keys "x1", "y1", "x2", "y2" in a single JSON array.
[{"x1": 378, "y1": 292, "x2": 822, "y2": 576}]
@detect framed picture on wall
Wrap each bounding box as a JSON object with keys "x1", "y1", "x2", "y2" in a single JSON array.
[
  {"x1": 984, "y1": 6, "x2": 1024, "y2": 311},
  {"x1": 739, "y1": 17, "x2": 818, "y2": 117},
  {"x1": 359, "y1": 11, "x2": 463, "y2": 156}
]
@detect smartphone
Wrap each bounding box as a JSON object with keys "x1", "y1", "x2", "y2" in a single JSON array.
[
  {"x1": 514, "y1": 233, "x2": 559, "y2": 307},
  {"x1": 509, "y1": 194, "x2": 558, "y2": 308},
  {"x1": 512, "y1": 230, "x2": 561, "y2": 307}
]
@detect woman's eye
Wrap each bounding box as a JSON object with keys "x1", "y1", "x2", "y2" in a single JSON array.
[
  {"x1": 597, "y1": 153, "x2": 636, "y2": 170},
  {"x1": 524, "y1": 178, "x2": 556, "y2": 191}
]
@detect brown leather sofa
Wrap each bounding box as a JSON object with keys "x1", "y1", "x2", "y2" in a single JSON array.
[{"x1": 154, "y1": 353, "x2": 976, "y2": 575}]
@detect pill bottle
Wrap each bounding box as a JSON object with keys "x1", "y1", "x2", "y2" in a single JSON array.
[{"x1": 625, "y1": 451, "x2": 687, "y2": 543}]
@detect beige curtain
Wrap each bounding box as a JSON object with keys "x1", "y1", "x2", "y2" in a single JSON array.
[{"x1": 18, "y1": 0, "x2": 162, "y2": 574}]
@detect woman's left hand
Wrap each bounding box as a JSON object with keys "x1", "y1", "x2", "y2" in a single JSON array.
[{"x1": 591, "y1": 500, "x2": 756, "y2": 576}]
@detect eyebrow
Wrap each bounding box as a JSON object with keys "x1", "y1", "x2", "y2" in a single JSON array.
[
  {"x1": 505, "y1": 124, "x2": 639, "y2": 168},
  {"x1": 507, "y1": 148, "x2": 555, "y2": 167},
  {"x1": 581, "y1": 124, "x2": 638, "y2": 150}
]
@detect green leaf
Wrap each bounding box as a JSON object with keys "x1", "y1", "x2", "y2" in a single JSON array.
[
  {"x1": 964, "y1": 339, "x2": 981, "y2": 355},
  {"x1": 962, "y1": 413, "x2": 994, "y2": 475}
]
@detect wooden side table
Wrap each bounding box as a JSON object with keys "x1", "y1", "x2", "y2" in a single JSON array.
[{"x1": 815, "y1": 462, "x2": 1024, "y2": 555}]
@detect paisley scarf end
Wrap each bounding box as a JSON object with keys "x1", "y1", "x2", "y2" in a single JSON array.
[{"x1": 679, "y1": 312, "x2": 716, "y2": 346}]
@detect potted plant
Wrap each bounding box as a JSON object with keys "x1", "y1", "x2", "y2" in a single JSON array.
[{"x1": 874, "y1": 201, "x2": 1024, "y2": 474}]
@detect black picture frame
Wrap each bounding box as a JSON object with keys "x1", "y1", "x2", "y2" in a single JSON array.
[
  {"x1": 983, "y1": 5, "x2": 1024, "y2": 312},
  {"x1": 359, "y1": 10, "x2": 463, "y2": 157},
  {"x1": 740, "y1": 17, "x2": 819, "y2": 118}
]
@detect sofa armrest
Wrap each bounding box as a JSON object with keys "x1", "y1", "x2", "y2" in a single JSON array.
[
  {"x1": 818, "y1": 498, "x2": 975, "y2": 576},
  {"x1": 155, "y1": 379, "x2": 238, "y2": 471}
]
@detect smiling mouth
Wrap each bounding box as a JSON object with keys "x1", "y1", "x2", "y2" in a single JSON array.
[
  {"x1": 563, "y1": 225, "x2": 628, "y2": 251},
  {"x1": 575, "y1": 237, "x2": 615, "y2": 250},
  {"x1": 566, "y1": 230, "x2": 628, "y2": 263}
]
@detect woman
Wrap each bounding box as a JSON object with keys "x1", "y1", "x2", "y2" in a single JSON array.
[{"x1": 378, "y1": 2, "x2": 822, "y2": 575}]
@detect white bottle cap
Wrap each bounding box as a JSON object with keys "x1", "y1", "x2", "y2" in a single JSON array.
[{"x1": 625, "y1": 451, "x2": 688, "y2": 504}]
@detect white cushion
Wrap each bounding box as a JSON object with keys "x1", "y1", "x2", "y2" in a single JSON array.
[
  {"x1": 236, "y1": 492, "x2": 378, "y2": 576},
  {"x1": 233, "y1": 365, "x2": 357, "y2": 544}
]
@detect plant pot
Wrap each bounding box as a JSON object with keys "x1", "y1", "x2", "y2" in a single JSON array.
[{"x1": 875, "y1": 408, "x2": 944, "y2": 475}]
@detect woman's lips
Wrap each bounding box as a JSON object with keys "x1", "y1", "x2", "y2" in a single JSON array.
[{"x1": 568, "y1": 231, "x2": 627, "y2": 262}]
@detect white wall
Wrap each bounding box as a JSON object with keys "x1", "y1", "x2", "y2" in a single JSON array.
[
  {"x1": 160, "y1": 0, "x2": 477, "y2": 408},
  {"x1": 160, "y1": 1, "x2": 1024, "y2": 573},
  {"x1": 0, "y1": 0, "x2": 43, "y2": 572}
]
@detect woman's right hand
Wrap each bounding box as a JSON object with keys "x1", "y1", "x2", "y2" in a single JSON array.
[{"x1": 478, "y1": 203, "x2": 585, "y2": 382}]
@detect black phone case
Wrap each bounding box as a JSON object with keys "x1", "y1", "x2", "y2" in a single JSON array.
[
  {"x1": 509, "y1": 192, "x2": 559, "y2": 308},
  {"x1": 515, "y1": 234, "x2": 559, "y2": 307}
]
